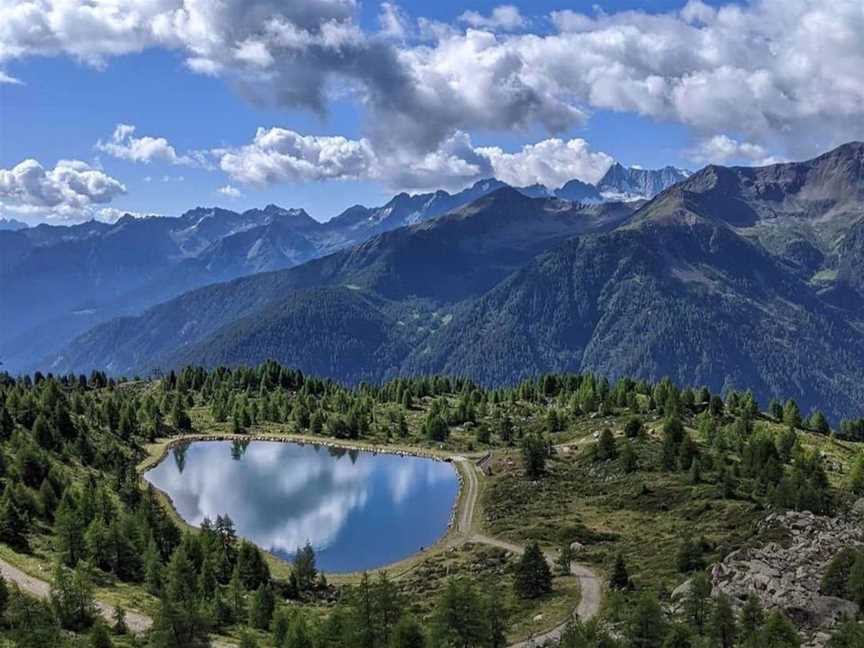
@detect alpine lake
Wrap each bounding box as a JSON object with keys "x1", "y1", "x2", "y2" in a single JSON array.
[{"x1": 144, "y1": 439, "x2": 460, "y2": 572}]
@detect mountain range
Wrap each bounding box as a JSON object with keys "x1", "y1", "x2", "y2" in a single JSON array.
[
  {"x1": 0, "y1": 164, "x2": 685, "y2": 373},
  {"x1": 8, "y1": 147, "x2": 864, "y2": 422},
  {"x1": 0, "y1": 218, "x2": 28, "y2": 232}
]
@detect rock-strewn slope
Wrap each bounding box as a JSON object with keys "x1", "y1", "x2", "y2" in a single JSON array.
[{"x1": 710, "y1": 510, "x2": 863, "y2": 646}]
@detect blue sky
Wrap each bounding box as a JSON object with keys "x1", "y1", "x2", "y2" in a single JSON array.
[{"x1": 1, "y1": 0, "x2": 861, "y2": 224}]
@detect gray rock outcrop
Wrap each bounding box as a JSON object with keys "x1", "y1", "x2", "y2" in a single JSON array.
[{"x1": 710, "y1": 510, "x2": 863, "y2": 646}]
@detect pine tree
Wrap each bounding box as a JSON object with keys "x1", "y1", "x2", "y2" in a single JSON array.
[
  {"x1": 172, "y1": 400, "x2": 192, "y2": 432},
  {"x1": 711, "y1": 594, "x2": 737, "y2": 648},
  {"x1": 50, "y1": 562, "x2": 96, "y2": 632},
  {"x1": 557, "y1": 543, "x2": 574, "y2": 575},
  {"x1": 768, "y1": 399, "x2": 783, "y2": 421},
  {"x1": 391, "y1": 615, "x2": 427, "y2": 648},
  {"x1": 627, "y1": 592, "x2": 666, "y2": 648},
  {"x1": 237, "y1": 540, "x2": 270, "y2": 589},
  {"x1": 38, "y1": 478, "x2": 58, "y2": 520},
  {"x1": 485, "y1": 587, "x2": 507, "y2": 648},
  {"x1": 782, "y1": 400, "x2": 802, "y2": 429},
  {"x1": 676, "y1": 536, "x2": 705, "y2": 573},
  {"x1": 739, "y1": 594, "x2": 764, "y2": 645},
  {"x1": 431, "y1": 578, "x2": 486, "y2": 648},
  {"x1": 197, "y1": 554, "x2": 218, "y2": 600},
  {"x1": 827, "y1": 617, "x2": 864, "y2": 647},
  {"x1": 625, "y1": 416, "x2": 644, "y2": 439},
  {"x1": 423, "y1": 413, "x2": 449, "y2": 442},
  {"x1": 622, "y1": 441, "x2": 639, "y2": 473},
  {"x1": 808, "y1": 411, "x2": 830, "y2": 435},
  {"x1": 689, "y1": 458, "x2": 702, "y2": 484},
  {"x1": 521, "y1": 434, "x2": 547, "y2": 479},
  {"x1": 821, "y1": 549, "x2": 858, "y2": 598},
  {"x1": 112, "y1": 606, "x2": 128, "y2": 635},
  {"x1": 89, "y1": 622, "x2": 114, "y2": 648},
  {"x1": 272, "y1": 607, "x2": 292, "y2": 646},
  {"x1": 249, "y1": 583, "x2": 275, "y2": 630},
  {"x1": 610, "y1": 552, "x2": 630, "y2": 590},
  {"x1": 597, "y1": 428, "x2": 617, "y2": 461},
  {"x1": 758, "y1": 611, "x2": 800, "y2": 647},
  {"x1": 514, "y1": 542, "x2": 552, "y2": 599},
  {"x1": 846, "y1": 552, "x2": 864, "y2": 608},
  {"x1": 678, "y1": 433, "x2": 698, "y2": 471},
  {"x1": 0, "y1": 488, "x2": 29, "y2": 551},
  {"x1": 54, "y1": 490, "x2": 84, "y2": 566},
  {"x1": 849, "y1": 455, "x2": 864, "y2": 495},
  {"x1": 285, "y1": 614, "x2": 314, "y2": 648},
  {"x1": 144, "y1": 538, "x2": 163, "y2": 595},
  {"x1": 683, "y1": 572, "x2": 711, "y2": 632},
  {"x1": 662, "y1": 624, "x2": 694, "y2": 648},
  {"x1": 293, "y1": 542, "x2": 317, "y2": 592},
  {"x1": 227, "y1": 564, "x2": 246, "y2": 624},
  {"x1": 375, "y1": 571, "x2": 400, "y2": 646}
]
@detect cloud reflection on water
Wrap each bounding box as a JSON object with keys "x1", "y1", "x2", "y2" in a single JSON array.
[{"x1": 144, "y1": 441, "x2": 457, "y2": 571}]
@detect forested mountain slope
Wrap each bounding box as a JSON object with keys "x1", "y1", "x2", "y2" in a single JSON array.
[
  {"x1": 1, "y1": 165, "x2": 682, "y2": 375},
  {"x1": 49, "y1": 192, "x2": 637, "y2": 377},
  {"x1": 37, "y1": 143, "x2": 864, "y2": 422},
  {"x1": 408, "y1": 214, "x2": 864, "y2": 421}
]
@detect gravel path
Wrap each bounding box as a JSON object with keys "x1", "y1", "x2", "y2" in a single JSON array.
[
  {"x1": 0, "y1": 558, "x2": 153, "y2": 634},
  {"x1": 452, "y1": 457, "x2": 604, "y2": 647},
  {"x1": 0, "y1": 453, "x2": 602, "y2": 647}
]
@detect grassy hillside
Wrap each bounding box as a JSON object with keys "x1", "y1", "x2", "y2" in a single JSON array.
[{"x1": 0, "y1": 363, "x2": 862, "y2": 647}]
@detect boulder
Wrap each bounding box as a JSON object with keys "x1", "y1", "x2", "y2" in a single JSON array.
[{"x1": 709, "y1": 510, "x2": 864, "y2": 647}]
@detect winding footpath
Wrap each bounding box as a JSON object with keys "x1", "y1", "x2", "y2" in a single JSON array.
[
  {"x1": 0, "y1": 558, "x2": 152, "y2": 633},
  {"x1": 0, "y1": 451, "x2": 602, "y2": 646},
  {"x1": 451, "y1": 457, "x2": 603, "y2": 647}
]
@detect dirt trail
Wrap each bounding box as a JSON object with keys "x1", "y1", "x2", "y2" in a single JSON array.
[
  {"x1": 452, "y1": 458, "x2": 603, "y2": 647},
  {"x1": 0, "y1": 558, "x2": 153, "y2": 634},
  {"x1": 0, "y1": 453, "x2": 602, "y2": 647}
]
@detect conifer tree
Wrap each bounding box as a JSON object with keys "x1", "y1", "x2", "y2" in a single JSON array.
[
  {"x1": 521, "y1": 434, "x2": 547, "y2": 479},
  {"x1": 610, "y1": 552, "x2": 630, "y2": 590},
  {"x1": 144, "y1": 538, "x2": 163, "y2": 595},
  {"x1": 227, "y1": 564, "x2": 246, "y2": 623},
  {"x1": 50, "y1": 562, "x2": 96, "y2": 632},
  {"x1": 0, "y1": 488, "x2": 29, "y2": 551},
  {"x1": 597, "y1": 428, "x2": 617, "y2": 461},
  {"x1": 391, "y1": 615, "x2": 427, "y2": 648},
  {"x1": 758, "y1": 611, "x2": 800, "y2": 647},
  {"x1": 683, "y1": 572, "x2": 711, "y2": 633},
  {"x1": 710, "y1": 594, "x2": 737, "y2": 648},
  {"x1": 249, "y1": 583, "x2": 275, "y2": 630},
  {"x1": 783, "y1": 400, "x2": 802, "y2": 429},
  {"x1": 293, "y1": 542, "x2": 317, "y2": 592},
  {"x1": 514, "y1": 542, "x2": 552, "y2": 599},
  {"x1": 627, "y1": 592, "x2": 665, "y2": 648},
  {"x1": 739, "y1": 594, "x2": 764, "y2": 645}
]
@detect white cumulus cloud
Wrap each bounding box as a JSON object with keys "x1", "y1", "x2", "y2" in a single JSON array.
[
  {"x1": 459, "y1": 5, "x2": 525, "y2": 31},
  {"x1": 478, "y1": 138, "x2": 614, "y2": 187},
  {"x1": 688, "y1": 135, "x2": 784, "y2": 166},
  {"x1": 0, "y1": 159, "x2": 126, "y2": 209},
  {"x1": 217, "y1": 184, "x2": 243, "y2": 198},
  {"x1": 378, "y1": 2, "x2": 410, "y2": 40},
  {"x1": 216, "y1": 127, "x2": 376, "y2": 185},
  {"x1": 96, "y1": 123, "x2": 200, "y2": 165},
  {"x1": 6, "y1": 0, "x2": 863, "y2": 168},
  {"x1": 215, "y1": 127, "x2": 616, "y2": 191}
]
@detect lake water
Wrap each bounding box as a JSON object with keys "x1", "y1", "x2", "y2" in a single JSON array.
[{"x1": 144, "y1": 440, "x2": 459, "y2": 572}]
